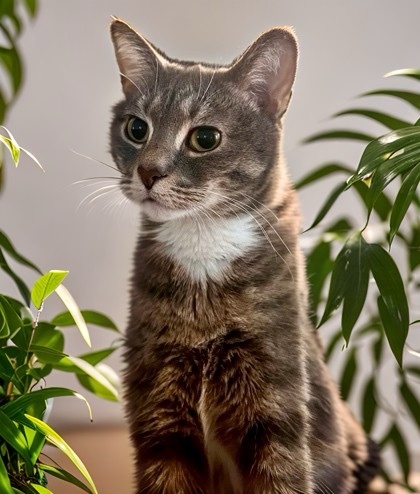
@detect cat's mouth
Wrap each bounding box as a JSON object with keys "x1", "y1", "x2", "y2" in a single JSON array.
[{"x1": 141, "y1": 195, "x2": 187, "y2": 221}]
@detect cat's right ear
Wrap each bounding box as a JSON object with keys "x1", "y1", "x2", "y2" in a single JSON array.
[{"x1": 110, "y1": 19, "x2": 162, "y2": 97}]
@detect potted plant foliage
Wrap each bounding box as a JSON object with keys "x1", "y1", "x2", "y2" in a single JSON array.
[
  {"x1": 0, "y1": 2, "x2": 122, "y2": 493},
  {"x1": 298, "y1": 68, "x2": 420, "y2": 490}
]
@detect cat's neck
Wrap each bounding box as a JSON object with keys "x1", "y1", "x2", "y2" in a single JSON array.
[{"x1": 151, "y1": 213, "x2": 260, "y2": 285}]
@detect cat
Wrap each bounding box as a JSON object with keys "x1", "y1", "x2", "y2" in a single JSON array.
[{"x1": 109, "y1": 18, "x2": 380, "y2": 494}]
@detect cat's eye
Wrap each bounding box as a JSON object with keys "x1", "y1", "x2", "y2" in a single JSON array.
[
  {"x1": 188, "y1": 127, "x2": 221, "y2": 153},
  {"x1": 125, "y1": 117, "x2": 149, "y2": 143}
]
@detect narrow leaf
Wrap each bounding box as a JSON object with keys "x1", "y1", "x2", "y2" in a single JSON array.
[
  {"x1": 38, "y1": 464, "x2": 94, "y2": 494},
  {"x1": 389, "y1": 161, "x2": 420, "y2": 244},
  {"x1": 23, "y1": 415, "x2": 98, "y2": 494},
  {"x1": 324, "y1": 330, "x2": 344, "y2": 361},
  {"x1": 303, "y1": 129, "x2": 375, "y2": 144},
  {"x1": 31, "y1": 271, "x2": 69, "y2": 309},
  {"x1": 340, "y1": 236, "x2": 370, "y2": 342},
  {"x1": 0, "y1": 455, "x2": 13, "y2": 494},
  {"x1": 367, "y1": 244, "x2": 409, "y2": 365},
  {"x1": 319, "y1": 233, "x2": 370, "y2": 342},
  {"x1": 51, "y1": 309, "x2": 120, "y2": 332},
  {"x1": 30, "y1": 486, "x2": 53, "y2": 494},
  {"x1": 400, "y1": 380, "x2": 420, "y2": 429},
  {"x1": 334, "y1": 108, "x2": 410, "y2": 131},
  {"x1": 385, "y1": 68, "x2": 420, "y2": 81},
  {"x1": 388, "y1": 423, "x2": 411, "y2": 482},
  {"x1": 0, "y1": 127, "x2": 20, "y2": 164},
  {"x1": 0, "y1": 230, "x2": 41, "y2": 273},
  {"x1": 55, "y1": 284, "x2": 91, "y2": 347},
  {"x1": 305, "y1": 181, "x2": 347, "y2": 231},
  {"x1": 339, "y1": 349, "x2": 357, "y2": 400},
  {"x1": 361, "y1": 377, "x2": 377, "y2": 434},
  {"x1": 348, "y1": 126, "x2": 420, "y2": 187},
  {"x1": 0, "y1": 248, "x2": 31, "y2": 305},
  {"x1": 294, "y1": 162, "x2": 353, "y2": 189},
  {"x1": 378, "y1": 296, "x2": 404, "y2": 366},
  {"x1": 362, "y1": 89, "x2": 420, "y2": 111},
  {"x1": 0, "y1": 409, "x2": 32, "y2": 465},
  {"x1": 67, "y1": 356, "x2": 119, "y2": 401},
  {"x1": 2, "y1": 387, "x2": 91, "y2": 420}
]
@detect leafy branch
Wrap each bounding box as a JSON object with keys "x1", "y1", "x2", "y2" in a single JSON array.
[{"x1": 299, "y1": 68, "x2": 420, "y2": 487}]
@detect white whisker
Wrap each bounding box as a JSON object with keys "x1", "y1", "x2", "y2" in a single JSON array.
[
  {"x1": 200, "y1": 68, "x2": 216, "y2": 102},
  {"x1": 70, "y1": 149, "x2": 120, "y2": 173}
]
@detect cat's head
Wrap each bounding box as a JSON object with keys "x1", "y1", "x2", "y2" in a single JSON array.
[{"x1": 109, "y1": 20, "x2": 298, "y2": 222}]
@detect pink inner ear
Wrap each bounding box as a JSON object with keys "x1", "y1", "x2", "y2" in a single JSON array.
[{"x1": 230, "y1": 29, "x2": 298, "y2": 117}]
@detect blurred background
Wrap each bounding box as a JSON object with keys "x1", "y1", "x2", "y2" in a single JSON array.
[{"x1": 1, "y1": 0, "x2": 419, "y2": 492}]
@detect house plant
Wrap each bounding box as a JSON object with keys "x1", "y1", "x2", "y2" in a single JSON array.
[
  {"x1": 1, "y1": 2, "x2": 122, "y2": 492},
  {"x1": 298, "y1": 68, "x2": 420, "y2": 489}
]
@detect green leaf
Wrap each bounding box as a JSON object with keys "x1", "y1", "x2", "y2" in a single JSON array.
[
  {"x1": 24, "y1": 426, "x2": 46, "y2": 466},
  {"x1": 362, "y1": 89, "x2": 420, "y2": 111},
  {"x1": 0, "y1": 294, "x2": 22, "y2": 338},
  {"x1": 334, "y1": 108, "x2": 411, "y2": 131},
  {"x1": 400, "y1": 380, "x2": 420, "y2": 429},
  {"x1": 79, "y1": 347, "x2": 118, "y2": 366},
  {"x1": 303, "y1": 129, "x2": 375, "y2": 144},
  {"x1": 0, "y1": 248, "x2": 31, "y2": 305},
  {"x1": 31, "y1": 323, "x2": 64, "y2": 353},
  {"x1": 0, "y1": 45, "x2": 22, "y2": 95},
  {"x1": 51, "y1": 309, "x2": 120, "y2": 332},
  {"x1": 77, "y1": 371, "x2": 119, "y2": 402},
  {"x1": 348, "y1": 126, "x2": 420, "y2": 186},
  {"x1": 385, "y1": 68, "x2": 420, "y2": 80},
  {"x1": 54, "y1": 284, "x2": 91, "y2": 347},
  {"x1": 64, "y1": 356, "x2": 119, "y2": 401},
  {"x1": 366, "y1": 142, "x2": 420, "y2": 213},
  {"x1": 294, "y1": 162, "x2": 354, "y2": 189},
  {"x1": 361, "y1": 377, "x2": 377, "y2": 434},
  {"x1": 368, "y1": 244, "x2": 409, "y2": 366},
  {"x1": 324, "y1": 330, "x2": 344, "y2": 362},
  {"x1": 388, "y1": 423, "x2": 411, "y2": 483},
  {"x1": 0, "y1": 409, "x2": 32, "y2": 466},
  {"x1": 38, "y1": 464, "x2": 94, "y2": 494},
  {"x1": 352, "y1": 181, "x2": 393, "y2": 222},
  {"x1": 389, "y1": 161, "x2": 420, "y2": 244},
  {"x1": 0, "y1": 454, "x2": 13, "y2": 494},
  {"x1": 30, "y1": 270, "x2": 69, "y2": 309},
  {"x1": 30, "y1": 486, "x2": 53, "y2": 494},
  {"x1": 306, "y1": 240, "x2": 334, "y2": 321},
  {"x1": 0, "y1": 127, "x2": 20, "y2": 165},
  {"x1": 0, "y1": 230, "x2": 41, "y2": 273},
  {"x1": 339, "y1": 349, "x2": 357, "y2": 400},
  {"x1": 1, "y1": 387, "x2": 91, "y2": 420},
  {"x1": 305, "y1": 181, "x2": 348, "y2": 231},
  {"x1": 408, "y1": 224, "x2": 420, "y2": 272},
  {"x1": 319, "y1": 234, "x2": 370, "y2": 343},
  {"x1": 22, "y1": 0, "x2": 38, "y2": 17},
  {"x1": 23, "y1": 415, "x2": 98, "y2": 494}
]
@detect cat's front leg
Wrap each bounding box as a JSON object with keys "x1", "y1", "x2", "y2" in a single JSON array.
[
  {"x1": 203, "y1": 329, "x2": 314, "y2": 494},
  {"x1": 125, "y1": 345, "x2": 210, "y2": 494}
]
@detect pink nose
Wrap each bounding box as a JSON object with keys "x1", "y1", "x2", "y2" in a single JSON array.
[{"x1": 137, "y1": 167, "x2": 166, "y2": 190}]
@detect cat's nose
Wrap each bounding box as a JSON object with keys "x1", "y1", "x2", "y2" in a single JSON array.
[{"x1": 137, "y1": 166, "x2": 167, "y2": 190}]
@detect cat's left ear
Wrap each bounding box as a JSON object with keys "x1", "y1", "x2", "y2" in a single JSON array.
[{"x1": 228, "y1": 27, "x2": 298, "y2": 118}]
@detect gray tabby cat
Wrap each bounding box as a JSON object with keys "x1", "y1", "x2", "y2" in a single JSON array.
[{"x1": 109, "y1": 18, "x2": 380, "y2": 494}]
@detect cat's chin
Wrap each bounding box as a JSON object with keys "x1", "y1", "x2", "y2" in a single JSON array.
[{"x1": 141, "y1": 199, "x2": 189, "y2": 222}]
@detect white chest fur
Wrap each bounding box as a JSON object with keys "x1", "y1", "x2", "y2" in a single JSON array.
[{"x1": 155, "y1": 214, "x2": 260, "y2": 284}]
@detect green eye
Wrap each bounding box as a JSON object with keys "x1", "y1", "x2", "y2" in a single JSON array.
[
  {"x1": 126, "y1": 117, "x2": 149, "y2": 143},
  {"x1": 188, "y1": 127, "x2": 221, "y2": 153}
]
